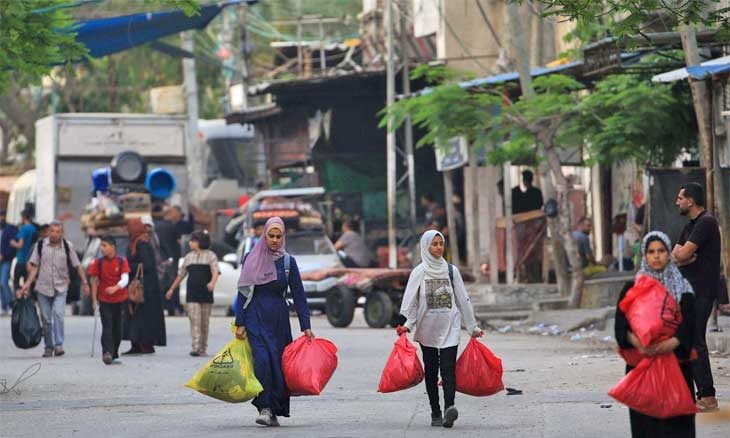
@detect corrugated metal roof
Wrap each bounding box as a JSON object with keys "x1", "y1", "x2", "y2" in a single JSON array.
[{"x1": 652, "y1": 55, "x2": 730, "y2": 82}]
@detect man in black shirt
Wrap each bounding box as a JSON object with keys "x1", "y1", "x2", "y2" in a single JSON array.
[
  {"x1": 155, "y1": 206, "x2": 194, "y2": 316},
  {"x1": 672, "y1": 182, "x2": 720, "y2": 412},
  {"x1": 512, "y1": 170, "x2": 544, "y2": 214}
]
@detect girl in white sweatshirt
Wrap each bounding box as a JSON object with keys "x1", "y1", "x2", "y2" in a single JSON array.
[{"x1": 398, "y1": 230, "x2": 483, "y2": 428}]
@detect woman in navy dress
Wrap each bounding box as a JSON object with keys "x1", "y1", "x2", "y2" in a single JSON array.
[{"x1": 234, "y1": 216, "x2": 313, "y2": 427}]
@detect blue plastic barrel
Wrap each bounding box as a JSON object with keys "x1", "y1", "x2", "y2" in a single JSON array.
[
  {"x1": 145, "y1": 168, "x2": 176, "y2": 199},
  {"x1": 92, "y1": 167, "x2": 111, "y2": 192}
]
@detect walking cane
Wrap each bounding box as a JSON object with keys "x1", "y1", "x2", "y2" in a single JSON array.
[{"x1": 90, "y1": 305, "x2": 98, "y2": 358}]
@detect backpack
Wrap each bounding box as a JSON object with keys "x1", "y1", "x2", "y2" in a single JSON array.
[{"x1": 36, "y1": 239, "x2": 81, "y2": 304}]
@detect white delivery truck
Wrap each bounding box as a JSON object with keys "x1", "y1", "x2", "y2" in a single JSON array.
[{"x1": 8, "y1": 113, "x2": 191, "y2": 248}]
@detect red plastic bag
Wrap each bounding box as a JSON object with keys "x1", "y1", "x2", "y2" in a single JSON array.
[
  {"x1": 608, "y1": 354, "x2": 697, "y2": 419},
  {"x1": 455, "y1": 338, "x2": 504, "y2": 396},
  {"x1": 618, "y1": 347, "x2": 643, "y2": 367},
  {"x1": 619, "y1": 275, "x2": 682, "y2": 347},
  {"x1": 378, "y1": 334, "x2": 424, "y2": 393},
  {"x1": 282, "y1": 336, "x2": 338, "y2": 396}
]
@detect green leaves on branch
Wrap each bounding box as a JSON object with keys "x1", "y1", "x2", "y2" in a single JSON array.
[
  {"x1": 531, "y1": 0, "x2": 730, "y2": 41},
  {"x1": 0, "y1": 0, "x2": 200, "y2": 93},
  {"x1": 380, "y1": 65, "x2": 697, "y2": 168},
  {"x1": 379, "y1": 82, "x2": 497, "y2": 152},
  {"x1": 0, "y1": 1, "x2": 87, "y2": 91},
  {"x1": 578, "y1": 74, "x2": 696, "y2": 167}
]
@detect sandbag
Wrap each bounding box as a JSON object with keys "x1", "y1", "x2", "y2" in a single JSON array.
[
  {"x1": 619, "y1": 275, "x2": 681, "y2": 347},
  {"x1": 455, "y1": 338, "x2": 504, "y2": 396},
  {"x1": 282, "y1": 335, "x2": 338, "y2": 396},
  {"x1": 609, "y1": 354, "x2": 697, "y2": 419},
  {"x1": 185, "y1": 325, "x2": 263, "y2": 403},
  {"x1": 11, "y1": 298, "x2": 42, "y2": 349},
  {"x1": 378, "y1": 333, "x2": 424, "y2": 393}
]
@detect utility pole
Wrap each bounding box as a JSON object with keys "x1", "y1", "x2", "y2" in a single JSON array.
[
  {"x1": 318, "y1": 18, "x2": 326, "y2": 71},
  {"x1": 237, "y1": 4, "x2": 250, "y2": 110},
  {"x1": 182, "y1": 31, "x2": 203, "y2": 204},
  {"x1": 400, "y1": 0, "x2": 417, "y2": 234},
  {"x1": 297, "y1": 0, "x2": 303, "y2": 77},
  {"x1": 679, "y1": 24, "x2": 714, "y2": 214},
  {"x1": 386, "y1": 0, "x2": 397, "y2": 268}
]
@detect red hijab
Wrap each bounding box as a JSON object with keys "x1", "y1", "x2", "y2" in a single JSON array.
[{"x1": 128, "y1": 218, "x2": 149, "y2": 256}]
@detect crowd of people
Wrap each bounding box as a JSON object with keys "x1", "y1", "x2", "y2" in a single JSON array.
[{"x1": 3, "y1": 179, "x2": 729, "y2": 433}]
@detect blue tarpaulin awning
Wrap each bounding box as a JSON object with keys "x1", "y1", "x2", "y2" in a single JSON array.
[
  {"x1": 69, "y1": 0, "x2": 243, "y2": 59},
  {"x1": 685, "y1": 63, "x2": 730, "y2": 80},
  {"x1": 412, "y1": 61, "x2": 583, "y2": 97},
  {"x1": 652, "y1": 55, "x2": 730, "y2": 82}
]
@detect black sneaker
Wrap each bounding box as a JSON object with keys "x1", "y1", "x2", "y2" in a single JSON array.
[
  {"x1": 189, "y1": 351, "x2": 200, "y2": 357},
  {"x1": 431, "y1": 411, "x2": 443, "y2": 427},
  {"x1": 102, "y1": 353, "x2": 113, "y2": 365},
  {"x1": 443, "y1": 406, "x2": 459, "y2": 428}
]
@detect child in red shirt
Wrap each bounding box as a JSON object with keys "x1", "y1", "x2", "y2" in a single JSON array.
[{"x1": 88, "y1": 236, "x2": 131, "y2": 364}]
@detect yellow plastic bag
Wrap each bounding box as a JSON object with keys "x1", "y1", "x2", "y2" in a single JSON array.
[{"x1": 184, "y1": 325, "x2": 263, "y2": 403}]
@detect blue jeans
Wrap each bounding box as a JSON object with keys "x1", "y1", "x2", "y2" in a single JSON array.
[
  {"x1": 37, "y1": 292, "x2": 66, "y2": 349},
  {"x1": 0, "y1": 261, "x2": 13, "y2": 311}
]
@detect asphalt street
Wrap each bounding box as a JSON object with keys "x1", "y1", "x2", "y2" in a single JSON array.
[{"x1": 1, "y1": 311, "x2": 729, "y2": 438}]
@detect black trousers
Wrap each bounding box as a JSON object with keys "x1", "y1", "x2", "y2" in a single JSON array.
[
  {"x1": 692, "y1": 295, "x2": 716, "y2": 398},
  {"x1": 100, "y1": 302, "x2": 123, "y2": 358},
  {"x1": 420, "y1": 344, "x2": 457, "y2": 413}
]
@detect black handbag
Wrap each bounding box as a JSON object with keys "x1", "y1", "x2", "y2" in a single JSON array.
[{"x1": 11, "y1": 297, "x2": 42, "y2": 349}]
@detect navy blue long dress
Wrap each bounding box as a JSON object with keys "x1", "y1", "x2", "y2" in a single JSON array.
[{"x1": 234, "y1": 256, "x2": 310, "y2": 417}]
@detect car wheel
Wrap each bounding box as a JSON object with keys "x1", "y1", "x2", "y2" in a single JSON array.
[
  {"x1": 364, "y1": 291, "x2": 394, "y2": 329},
  {"x1": 326, "y1": 285, "x2": 356, "y2": 328}
]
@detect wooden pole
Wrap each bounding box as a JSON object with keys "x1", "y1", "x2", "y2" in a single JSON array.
[
  {"x1": 467, "y1": 153, "x2": 480, "y2": 278},
  {"x1": 443, "y1": 170, "x2": 461, "y2": 265},
  {"x1": 679, "y1": 24, "x2": 714, "y2": 214},
  {"x1": 503, "y1": 162, "x2": 514, "y2": 284}
]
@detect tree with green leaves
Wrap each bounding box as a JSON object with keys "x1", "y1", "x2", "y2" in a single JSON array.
[
  {"x1": 533, "y1": 0, "x2": 729, "y2": 38},
  {"x1": 0, "y1": 0, "x2": 199, "y2": 94},
  {"x1": 382, "y1": 65, "x2": 696, "y2": 303}
]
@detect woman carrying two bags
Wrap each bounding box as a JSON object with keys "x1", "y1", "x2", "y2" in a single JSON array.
[
  {"x1": 614, "y1": 231, "x2": 696, "y2": 437},
  {"x1": 234, "y1": 217, "x2": 314, "y2": 427},
  {"x1": 398, "y1": 230, "x2": 483, "y2": 428}
]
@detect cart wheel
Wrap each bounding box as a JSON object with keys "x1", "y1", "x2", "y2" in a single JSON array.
[
  {"x1": 326, "y1": 285, "x2": 356, "y2": 328},
  {"x1": 364, "y1": 291, "x2": 394, "y2": 329}
]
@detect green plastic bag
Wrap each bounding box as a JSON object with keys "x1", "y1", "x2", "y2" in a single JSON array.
[{"x1": 185, "y1": 325, "x2": 263, "y2": 403}]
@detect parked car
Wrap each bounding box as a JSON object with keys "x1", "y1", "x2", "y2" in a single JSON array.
[{"x1": 180, "y1": 229, "x2": 348, "y2": 315}]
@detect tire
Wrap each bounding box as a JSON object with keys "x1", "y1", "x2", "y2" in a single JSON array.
[
  {"x1": 326, "y1": 285, "x2": 356, "y2": 328},
  {"x1": 364, "y1": 291, "x2": 394, "y2": 329}
]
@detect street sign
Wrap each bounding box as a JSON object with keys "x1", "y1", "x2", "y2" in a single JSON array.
[{"x1": 435, "y1": 137, "x2": 468, "y2": 171}]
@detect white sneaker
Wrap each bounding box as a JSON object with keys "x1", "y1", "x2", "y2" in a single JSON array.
[{"x1": 256, "y1": 408, "x2": 274, "y2": 426}]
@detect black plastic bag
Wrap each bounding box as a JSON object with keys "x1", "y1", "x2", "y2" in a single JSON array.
[{"x1": 11, "y1": 298, "x2": 42, "y2": 349}]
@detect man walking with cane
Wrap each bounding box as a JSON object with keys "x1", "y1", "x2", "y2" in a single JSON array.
[{"x1": 87, "y1": 236, "x2": 130, "y2": 365}]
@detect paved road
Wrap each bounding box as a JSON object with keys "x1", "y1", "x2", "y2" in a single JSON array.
[{"x1": 1, "y1": 312, "x2": 729, "y2": 437}]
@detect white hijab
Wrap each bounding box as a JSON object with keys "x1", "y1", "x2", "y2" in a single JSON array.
[{"x1": 420, "y1": 230, "x2": 449, "y2": 278}]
